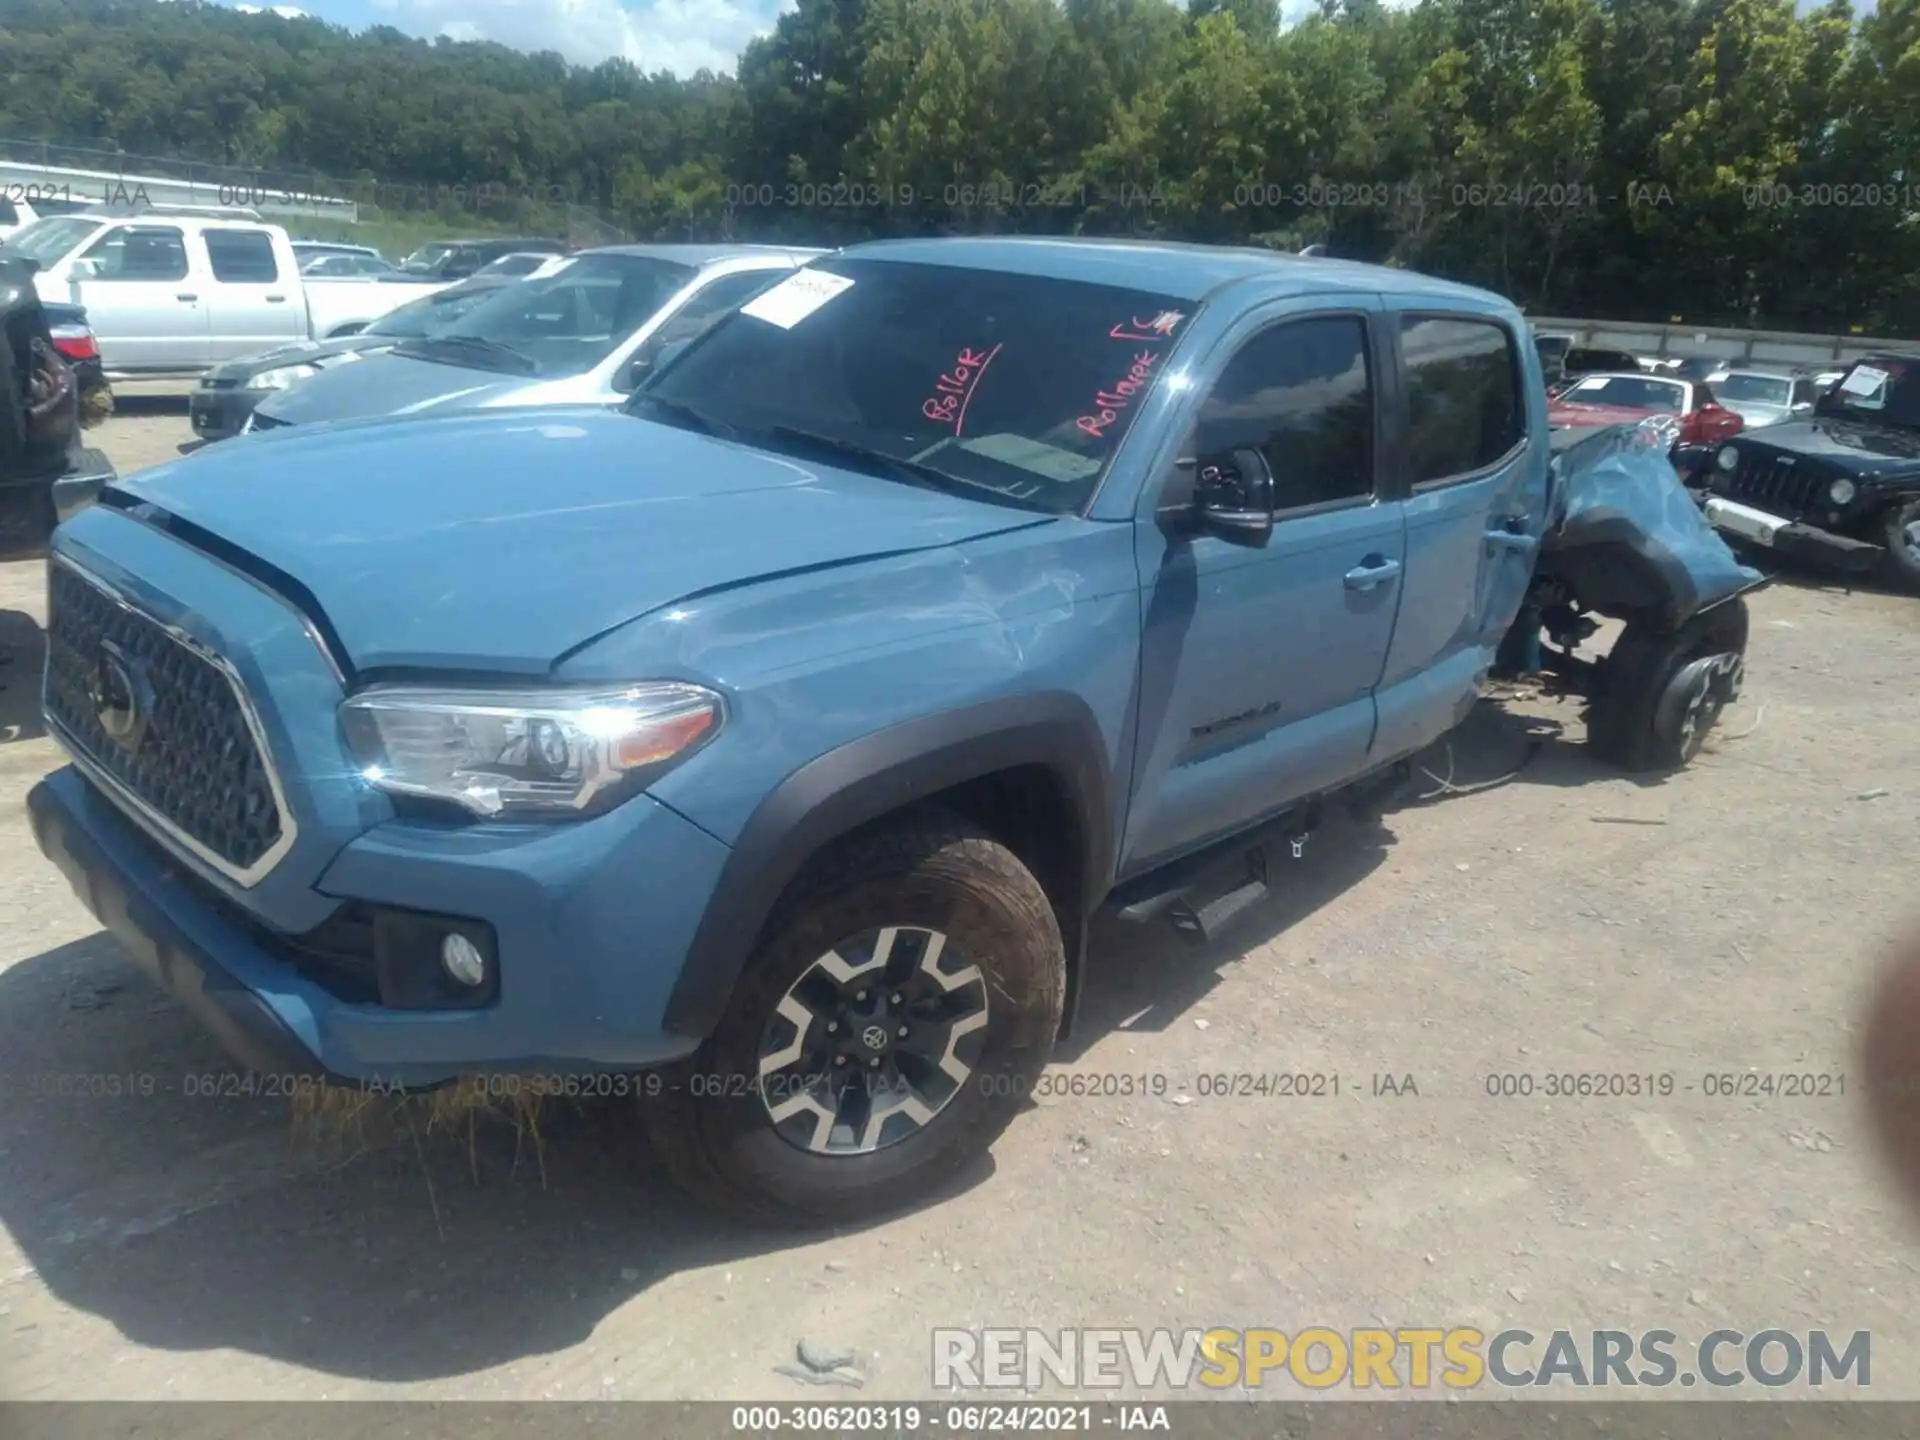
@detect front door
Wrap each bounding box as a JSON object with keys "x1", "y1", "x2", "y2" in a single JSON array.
[
  {"x1": 1371, "y1": 307, "x2": 1548, "y2": 760},
  {"x1": 69, "y1": 222, "x2": 209, "y2": 372},
  {"x1": 1121, "y1": 305, "x2": 1407, "y2": 875}
]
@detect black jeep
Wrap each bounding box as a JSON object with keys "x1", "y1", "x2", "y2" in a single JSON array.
[
  {"x1": 0, "y1": 256, "x2": 114, "y2": 562},
  {"x1": 1685, "y1": 353, "x2": 1920, "y2": 591}
]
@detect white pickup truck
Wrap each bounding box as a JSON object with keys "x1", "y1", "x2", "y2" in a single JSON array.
[{"x1": 3, "y1": 208, "x2": 448, "y2": 376}]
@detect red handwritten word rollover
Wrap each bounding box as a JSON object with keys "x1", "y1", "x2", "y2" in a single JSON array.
[
  {"x1": 1076, "y1": 349, "x2": 1162, "y2": 439},
  {"x1": 921, "y1": 344, "x2": 1003, "y2": 433}
]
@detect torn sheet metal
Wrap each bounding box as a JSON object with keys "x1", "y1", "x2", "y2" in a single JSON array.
[{"x1": 1544, "y1": 419, "x2": 1764, "y2": 627}]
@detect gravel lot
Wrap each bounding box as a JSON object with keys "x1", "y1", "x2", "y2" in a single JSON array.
[{"x1": 1, "y1": 396, "x2": 1917, "y2": 1403}]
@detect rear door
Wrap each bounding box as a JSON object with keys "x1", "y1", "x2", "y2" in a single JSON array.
[
  {"x1": 67, "y1": 222, "x2": 209, "y2": 372},
  {"x1": 1122, "y1": 301, "x2": 1407, "y2": 873},
  {"x1": 1371, "y1": 306, "x2": 1547, "y2": 761},
  {"x1": 203, "y1": 226, "x2": 303, "y2": 359}
]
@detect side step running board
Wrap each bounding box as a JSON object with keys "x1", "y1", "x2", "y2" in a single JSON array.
[
  {"x1": 1112, "y1": 810, "x2": 1319, "y2": 945},
  {"x1": 1166, "y1": 847, "x2": 1271, "y2": 943}
]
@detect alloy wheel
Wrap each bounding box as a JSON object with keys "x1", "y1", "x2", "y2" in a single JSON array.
[{"x1": 756, "y1": 925, "x2": 990, "y2": 1156}]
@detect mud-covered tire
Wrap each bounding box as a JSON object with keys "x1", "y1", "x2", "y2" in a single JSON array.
[
  {"x1": 1882, "y1": 499, "x2": 1920, "y2": 594},
  {"x1": 643, "y1": 811, "x2": 1064, "y2": 1227},
  {"x1": 79, "y1": 382, "x2": 113, "y2": 428},
  {"x1": 1587, "y1": 598, "x2": 1749, "y2": 772}
]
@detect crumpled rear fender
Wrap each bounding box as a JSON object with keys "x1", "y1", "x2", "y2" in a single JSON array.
[{"x1": 1540, "y1": 423, "x2": 1765, "y2": 630}]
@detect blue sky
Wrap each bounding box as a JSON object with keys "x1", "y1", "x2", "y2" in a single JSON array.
[
  {"x1": 228, "y1": 0, "x2": 793, "y2": 75},
  {"x1": 224, "y1": 0, "x2": 1872, "y2": 80}
]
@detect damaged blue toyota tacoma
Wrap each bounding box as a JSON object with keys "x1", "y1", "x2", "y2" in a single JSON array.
[{"x1": 28, "y1": 239, "x2": 1759, "y2": 1224}]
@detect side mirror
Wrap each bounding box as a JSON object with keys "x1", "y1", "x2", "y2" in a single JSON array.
[
  {"x1": 619, "y1": 337, "x2": 691, "y2": 392},
  {"x1": 1194, "y1": 448, "x2": 1276, "y2": 545},
  {"x1": 68, "y1": 258, "x2": 101, "y2": 282},
  {"x1": 1792, "y1": 400, "x2": 1814, "y2": 412}
]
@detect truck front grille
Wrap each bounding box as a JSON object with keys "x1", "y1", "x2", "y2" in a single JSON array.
[
  {"x1": 43, "y1": 559, "x2": 292, "y2": 883},
  {"x1": 1723, "y1": 454, "x2": 1827, "y2": 517}
]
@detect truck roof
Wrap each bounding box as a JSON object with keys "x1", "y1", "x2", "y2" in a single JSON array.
[{"x1": 836, "y1": 236, "x2": 1509, "y2": 307}]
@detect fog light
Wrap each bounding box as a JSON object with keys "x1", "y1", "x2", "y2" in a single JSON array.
[{"x1": 440, "y1": 932, "x2": 488, "y2": 987}]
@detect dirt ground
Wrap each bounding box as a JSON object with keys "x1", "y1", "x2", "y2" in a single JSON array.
[{"x1": 1, "y1": 394, "x2": 1917, "y2": 1403}]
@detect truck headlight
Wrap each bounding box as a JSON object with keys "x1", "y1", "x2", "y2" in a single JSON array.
[
  {"x1": 340, "y1": 683, "x2": 723, "y2": 819},
  {"x1": 1828, "y1": 478, "x2": 1857, "y2": 506},
  {"x1": 1715, "y1": 445, "x2": 1740, "y2": 472},
  {"x1": 254, "y1": 363, "x2": 319, "y2": 390}
]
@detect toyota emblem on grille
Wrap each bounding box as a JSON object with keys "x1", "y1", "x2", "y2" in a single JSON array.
[{"x1": 88, "y1": 639, "x2": 151, "y2": 752}]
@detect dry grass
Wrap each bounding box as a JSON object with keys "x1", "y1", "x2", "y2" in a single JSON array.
[{"x1": 290, "y1": 1077, "x2": 560, "y2": 1238}]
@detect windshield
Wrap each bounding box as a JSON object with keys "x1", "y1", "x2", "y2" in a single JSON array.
[
  {"x1": 400, "y1": 242, "x2": 457, "y2": 272},
  {"x1": 1713, "y1": 373, "x2": 1792, "y2": 406},
  {"x1": 1562, "y1": 375, "x2": 1686, "y2": 412},
  {"x1": 365, "y1": 284, "x2": 501, "y2": 339},
  {"x1": 2, "y1": 216, "x2": 104, "y2": 267},
  {"x1": 396, "y1": 254, "x2": 696, "y2": 376},
  {"x1": 1820, "y1": 357, "x2": 1920, "y2": 427},
  {"x1": 637, "y1": 258, "x2": 1194, "y2": 514}
]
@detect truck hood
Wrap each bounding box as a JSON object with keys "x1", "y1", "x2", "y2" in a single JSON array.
[
  {"x1": 111, "y1": 407, "x2": 1051, "y2": 673},
  {"x1": 253, "y1": 349, "x2": 543, "y2": 426},
  {"x1": 1736, "y1": 416, "x2": 1920, "y2": 474},
  {"x1": 1718, "y1": 400, "x2": 1793, "y2": 428}
]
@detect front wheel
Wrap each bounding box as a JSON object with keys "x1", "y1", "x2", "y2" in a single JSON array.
[
  {"x1": 644, "y1": 812, "x2": 1065, "y2": 1226},
  {"x1": 1882, "y1": 499, "x2": 1920, "y2": 594},
  {"x1": 1587, "y1": 598, "x2": 1749, "y2": 772}
]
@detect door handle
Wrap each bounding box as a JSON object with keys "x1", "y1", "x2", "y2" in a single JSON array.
[
  {"x1": 1485, "y1": 515, "x2": 1539, "y2": 554},
  {"x1": 176, "y1": 293, "x2": 198, "y2": 303},
  {"x1": 1343, "y1": 555, "x2": 1402, "y2": 591},
  {"x1": 265, "y1": 294, "x2": 287, "y2": 303}
]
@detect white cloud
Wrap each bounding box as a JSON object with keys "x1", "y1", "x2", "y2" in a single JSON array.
[
  {"x1": 233, "y1": 2, "x2": 310, "y2": 14},
  {"x1": 376, "y1": 0, "x2": 788, "y2": 75}
]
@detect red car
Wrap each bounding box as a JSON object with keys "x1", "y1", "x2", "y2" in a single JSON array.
[{"x1": 1547, "y1": 371, "x2": 1743, "y2": 447}]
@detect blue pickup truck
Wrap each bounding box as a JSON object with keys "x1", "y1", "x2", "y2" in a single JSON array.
[{"x1": 28, "y1": 239, "x2": 1753, "y2": 1224}]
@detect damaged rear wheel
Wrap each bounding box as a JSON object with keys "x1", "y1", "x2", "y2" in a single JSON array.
[
  {"x1": 1883, "y1": 499, "x2": 1920, "y2": 595},
  {"x1": 1587, "y1": 598, "x2": 1749, "y2": 772}
]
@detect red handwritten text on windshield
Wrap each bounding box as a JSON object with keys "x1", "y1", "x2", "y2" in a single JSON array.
[
  {"x1": 1077, "y1": 349, "x2": 1162, "y2": 439},
  {"x1": 1109, "y1": 311, "x2": 1185, "y2": 343},
  {"x1": 921, "y1": 344, "x2": 1003, "y2": 434}
]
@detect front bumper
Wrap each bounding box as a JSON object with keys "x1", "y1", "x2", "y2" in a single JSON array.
[
  {"x1": 30, "y1": 771, "x2": 328, "y2": 1079},
  {"x1": 30, "y1": 759, "x2": 727, "y2": 1087},
  {"x1": 189, "y1": 386, "x2": 269, "y2": 441},
  {"x1": 1699, "y1": 495, "x2": 1881, "y2": 573}
]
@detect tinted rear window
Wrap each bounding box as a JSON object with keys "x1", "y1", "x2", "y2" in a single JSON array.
[
  {"x1": 1402, "y1": 316, "x2": 1524, "y2": 483},
  {"x1": 205, "y1": 228, "x2": 279, "y2": 282}
]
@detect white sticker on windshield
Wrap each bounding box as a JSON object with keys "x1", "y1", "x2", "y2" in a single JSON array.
[
  {"x1": 741, "y1": 269, "x2": 854, "y2": 330},
  {"x1": 1841, "y1": 364, "x2": 1889, "y2": 398}
]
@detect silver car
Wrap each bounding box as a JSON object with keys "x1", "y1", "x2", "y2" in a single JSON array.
[
  {"x1": 1705, "y1": 369, "x2": 1821, "y2": 428},
  {"x1": 246, "y1": 243, "x2": 825, "y2": 432}
]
